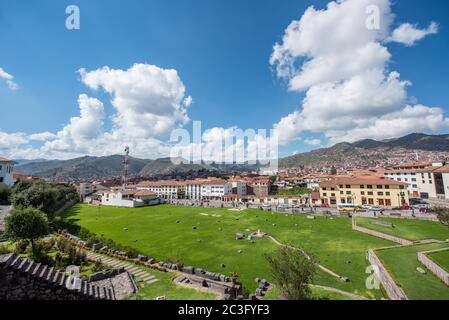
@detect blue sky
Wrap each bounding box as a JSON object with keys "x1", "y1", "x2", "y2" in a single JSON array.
[{"x1": 0, "y1": 0, "x2": 448, "y2": 160}]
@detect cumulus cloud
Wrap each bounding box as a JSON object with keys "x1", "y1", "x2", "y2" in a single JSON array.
[
  {"x1": 28, "y1": 132, "x2": 57, "y2": 142},
  {"x1": 0, "y1": 67, "x2": 18, "y2": 90},
  {"x1": 270, "y1": 0, "x2": 447, "y2": 146},
  {"x1": 1, "y1": 63, "x2": 194, "y2": 160},
  {"x1": 390, "y1": 22, "x2": 439, "y2": 46},
  {"x1": 304, "y1": 138, "x2": 321, "y2": 146},
  {"x1": 79, "y1": 63, "x2": 190, "y2": 139}
]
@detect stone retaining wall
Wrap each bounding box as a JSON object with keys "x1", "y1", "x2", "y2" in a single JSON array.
[
  {"x1": 418, "y1": 248, "x2": 449, "y2": 286},
  {"x1": 352, "y1": 216, "x2": 413, "y2": 245},
  {"x1": 0, "y1": 253, "x2": 113, "y2": 300},
  {"x1": 367, "y1": 249, "x2": 408, "y2": 300}
]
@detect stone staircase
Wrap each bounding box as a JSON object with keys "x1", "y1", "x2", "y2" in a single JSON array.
[
  {"x1": 86, "y1": 252, "x2": 159, "y2": 286},
  {"x1": 0, "y1": 253, "x2": 115, "y2": 300}
]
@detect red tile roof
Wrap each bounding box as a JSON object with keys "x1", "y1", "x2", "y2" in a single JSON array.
[{"x1": 320, "y1": 177, "x2": 408, "y2": 188}]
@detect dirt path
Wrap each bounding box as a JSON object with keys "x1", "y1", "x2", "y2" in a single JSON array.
[{"x1": 267, "y1": 235, "x2": 348, "y2": 281}]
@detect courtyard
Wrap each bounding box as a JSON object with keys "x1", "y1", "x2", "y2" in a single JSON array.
[{"x1": 61, "y1": 204, "x2": 449, "y2": 300}]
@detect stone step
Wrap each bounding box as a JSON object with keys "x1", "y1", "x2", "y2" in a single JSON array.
[
  {"x1": 141, "y1": 275, "x2": 156, "y2": 282},
  {"x1": 146, "y1": 278, "x2": 159, "y2": 285}
]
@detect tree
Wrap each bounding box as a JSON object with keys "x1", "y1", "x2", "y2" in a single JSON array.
[
  {"x1": 10, "y1": 180, "x2": 77, "y2": 220},
  {"x1": 4, "y1": 207, "x2": 50, "y2": 258},
  {"x1": 266, "y1": 245, "x2": 316, "y2": 300},
  {"x1": 434, "y1": 207, "x2": 449, "y2": 227},
  {"x1": 0, "y1": 184, "x2": 10, "y2": 205}
]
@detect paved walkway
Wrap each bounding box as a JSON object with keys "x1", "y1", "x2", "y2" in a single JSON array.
[{"x1": 86, "y1": 252, "x2": 159, "y2": 286}]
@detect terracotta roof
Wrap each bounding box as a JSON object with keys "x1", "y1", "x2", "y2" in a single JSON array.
[
  {"x1": 201, "y1": 179, "x2": 227, "y2": 186},
  {"x1": 383, "y1": 166, "x2": 442, "y2": 174},
  {"x1": 0, "y1": 157, "x2": 13, "y2": 163},
  {"x1": 320, "y1": 177, "x2": 408, "y2": 188},
  {"x1": 136, "y1": 180, "x2": 184, "y2": 187},
  {"x1": 134, "y1": 190, "x2": 157, "y2": 197}
]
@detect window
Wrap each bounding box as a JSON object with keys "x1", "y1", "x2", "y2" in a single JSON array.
[
  {"x1": 377, "y1": 185, "x2": 383, "y2": 189},
  {"x1": 368, "y1": 192, "x2": 374, "y2": 196},
  {"x1": 0, "y1": 177, "x2": 3, "y2": 183},
  {"x1": 385, "y1": 185, "x2": 390, "y2": 189},
  {"x1": 346, "y1": 185, "x2": 351, "y2": 188},
  {"x1": 385, "y1": 199, "x2": 391, "y2": 206},
  {"x1": 361, "y1": 191, "x2": 365, "y2": 195},
  {"x1": 386, "y1": 192, "x2": 391, "y2": 196},
  {"x1": 360, "y1": 185, "x2": 365, "y2": 189},
  {"x1": 367, "y1": 185, "x2": 373, "y2": 189},
  {"x1": 346, "y1": 191, "x2": 351, "y2": 195},
  {"x1": 378, "y1": 192, "x2": 384, "y2": 196},
  {"x1": 323, "y1": 193, "x2": 327, "y2": 197}
]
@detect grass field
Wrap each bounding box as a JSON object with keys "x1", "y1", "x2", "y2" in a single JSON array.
[
  {"x1": 129, "y1": 266, "x2": 217, "y2": 300},
  {"x1": 376, "y1": 243, "x2": 449, "y2": 300},
  {"x1": 356, "y1": 217, "x2": 449, "y2": 241},
  {"x1": 63, "y1": 204, "x2": 394, "y2": 299},
  {"x1": 428, "y1": 249, "x2": 449, "y2": 273}
]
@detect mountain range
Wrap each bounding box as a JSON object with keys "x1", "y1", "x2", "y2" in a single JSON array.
[
  {"x1": 280, "y1": 133, "x2": 449, "y2": 168},
  {"x1": 13, "y1": 133, "x2": 449, "y2": 178}
]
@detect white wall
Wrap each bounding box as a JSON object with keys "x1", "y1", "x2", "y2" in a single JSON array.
[
  {"x1": 0, "y1": 162, "x2": 15, "y2": 186},
  {"x1": 443, "y1": 173, "x2": 449, "y2": 200}
]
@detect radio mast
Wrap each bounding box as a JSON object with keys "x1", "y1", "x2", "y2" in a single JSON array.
[{"x1": 122, "y1": 146, "x2": 130, "y2": 189}]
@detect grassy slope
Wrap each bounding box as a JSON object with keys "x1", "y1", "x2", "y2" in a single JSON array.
[
  {"x1": 356, "y1": 217, "x2": 449, "y2": 241},
  {"x1": 129, "y1": 266, "x2": 217, "y2": 300},
  {"x1": 64, "y1": 204, "x2": 394, "y2": 298},
  {"x1": 377, "y1": 243, "x2": 449, "y2": 300},
  {"x1": 428, "y1": 250, "x2": 449, "y2": 273}
]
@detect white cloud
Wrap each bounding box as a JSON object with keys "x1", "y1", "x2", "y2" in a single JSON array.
[
  {"x1": 270, "y1": 0, "x2": 447, "y2": 146},
  {"x1": 183, "y1": 95, "x2": 193, "y2": 107},
  {"x1": 1, "y1": 63, "x2": 194, "y2": 160},
  {"x1": 0, "y1": 67, "x2": 18, "y2": 90},
  {"x1": 79, "y1": 63, "x2": 190, "y2": 139},
  {"x1": 390, "y1": 22, "x2": 439, "y2": 46},
  {"x1": 0, "y1": 132, "x2": 28, "y2": 149},
  {"x1": 304, "y1": 138, "x2": 321, "y2": 146},
  {"x1": 28, "y1": 132, "x2": 57, "y2": 142}
]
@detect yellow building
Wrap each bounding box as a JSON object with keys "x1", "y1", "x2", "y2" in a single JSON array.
[{"x1": 319, "y1": 177, "x2": 409, "y2": 208}]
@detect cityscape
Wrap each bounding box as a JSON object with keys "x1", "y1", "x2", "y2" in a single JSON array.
[{"x1": 1, "y1": 0, "x2": 449, "y2": 313}]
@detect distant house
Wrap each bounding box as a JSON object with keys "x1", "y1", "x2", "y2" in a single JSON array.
[
  {"x1": 0, "y1": 157, "x2": 15, "y2": 186},
  {"x1": 100, "y1": 189, "x2": 160, "y2": 208}
]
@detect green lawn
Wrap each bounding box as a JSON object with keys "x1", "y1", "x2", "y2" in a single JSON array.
[
  {"x1": 63, "y1": 204, "x2": 394, "y2": 299},
  {"x1": 376, "y1": 243, "x2": 449, "y2": 300},
  {"x1": 356, "y1": 217, "x2": 449, "y2": 241},
  {"x1": 129, "y1": 266, "x2": 217, "y2": 300},
  {"x1": 428, "y1": 249, "x2": 449, "y2": 273}
]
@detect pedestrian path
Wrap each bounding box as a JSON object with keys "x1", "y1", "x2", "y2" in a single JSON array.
[{"x1": 87, "y1": 252, "x2": 159, "y2": 285}]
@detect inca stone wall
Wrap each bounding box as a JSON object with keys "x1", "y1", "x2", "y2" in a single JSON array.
[
  {"x1": 0, "y1": 253, "x2": 113, "y2": 300},
  {"x1": 352, "y1": 216, "x2": 413, "y2": 245},
  {"x1": 418, "y1": 249, "x2": 449, "y2": 286},
  {"x1": 367, "y1": 249, "x2": 408, "y2": 300}
]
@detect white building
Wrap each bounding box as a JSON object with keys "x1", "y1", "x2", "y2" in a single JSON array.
[
  {"x1": 201, "y1": 179, "x2": 232, "y2": 200},
  {"x1": 384, "y1": 164, "x2": 449, "y2": 200},
  {"x1": 227, "y1": 180, "x2": 247, "y2": 196},
  {"x1": 100, "y1": 189, "x2": 160, "y2": 208},
  {"x1": 185, "y1": 180, "x2": 204, "y2": 200},
  {"x1": 0, "y1": 157, "x2": 15, "y2": 186},
  {"x1": 76, "y1": 182, "x2": 108, "y2": 199},
  {"x1": 135, "y1": 180, "x2": 185, "y2": 200}
]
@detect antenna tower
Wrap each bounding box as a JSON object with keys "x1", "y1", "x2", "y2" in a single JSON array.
[{"x1": 123, "y1": 146, "x2": 130, "y2": 189}]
